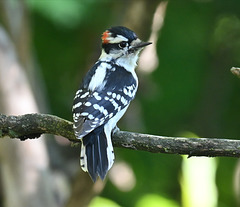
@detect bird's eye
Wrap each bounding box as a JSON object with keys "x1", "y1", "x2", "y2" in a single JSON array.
[{"x1": 118, "y1": 42, "x2": 128, "y2": 48}]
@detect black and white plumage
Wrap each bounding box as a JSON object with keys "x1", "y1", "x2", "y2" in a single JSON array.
[{"x1": 72, "y1": 26, "x2": 151, "y2": 182}]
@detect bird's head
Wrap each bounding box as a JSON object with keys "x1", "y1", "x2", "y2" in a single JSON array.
[{"x1": 99, "y1": 26, "x2": 151, "y2": 65}]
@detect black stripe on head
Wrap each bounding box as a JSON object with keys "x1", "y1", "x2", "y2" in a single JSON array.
[
  {"x1": 101, "y1": 26, "x2": 138, "y2": 54},
  {"x1": 108, "y1": 26, "x2": 138, "y2": 43},
  {"x1": 102, "y1": 43, "x2": 121, "y2": 54}
]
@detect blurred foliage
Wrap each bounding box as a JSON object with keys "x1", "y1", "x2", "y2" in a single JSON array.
[
  {"x1": 27, "y1": 0, "x2": 90, "y2": 28},
  {"x1": 89, "y1": 196, "x2": 121, "y2": 207},
  {"x1": 135, "y1": 193, "x2": 179, "y2": 207},
  {"x1": 18, "y1": 0, "x2": 240, "y2": 206},
  {"x1": 180, "y1": 132, "x2": 218, "y2": 207}
]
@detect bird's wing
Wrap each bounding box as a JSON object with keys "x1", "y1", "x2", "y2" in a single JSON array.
[{"x1": 72, "y1": 88, "x2": 132, "y2": 139}]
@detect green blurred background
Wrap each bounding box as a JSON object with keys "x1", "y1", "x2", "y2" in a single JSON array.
[{"x1": 1, "y1": 0, "x2": 240, "y2": 207}]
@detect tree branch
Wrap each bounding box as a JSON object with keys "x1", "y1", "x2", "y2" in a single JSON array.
[
  {"x1": 0, "y1": 113, "x2": 239, "y2": 158},
  {"x1": 0, "y1": 113, "x2": 76, "y2": 141},
  {"x1": 231, "y1": 67, "x2": 240, "y2": 78}
]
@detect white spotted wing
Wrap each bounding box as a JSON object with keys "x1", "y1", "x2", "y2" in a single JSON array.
[{"x1": 72, "y1": 87, "x2": 135, "y2": 139}]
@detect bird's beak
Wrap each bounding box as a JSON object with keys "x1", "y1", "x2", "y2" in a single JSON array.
[
  {"x1": 129, "y1": 41, "x2": 152, "y2": 53},
  {"x1": 133, "y1": 41, "x2": 152, "y2": 49}
]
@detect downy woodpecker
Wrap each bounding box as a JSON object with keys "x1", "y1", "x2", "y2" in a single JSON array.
[{"x1": 73, "y1": 26, "x2": 151, "y2": 182}]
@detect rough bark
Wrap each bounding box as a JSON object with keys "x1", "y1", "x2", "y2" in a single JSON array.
[{"x1": 1, "y1": 113, "x2": 240, "y2": 158}]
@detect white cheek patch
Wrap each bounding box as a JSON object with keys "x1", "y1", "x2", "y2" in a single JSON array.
[
  {"x1": 99, "y1": 49, "x2": 108, "y2": 60},
  {"x1": 107, "y1": 34, "x2": 128, "y2": 44}
]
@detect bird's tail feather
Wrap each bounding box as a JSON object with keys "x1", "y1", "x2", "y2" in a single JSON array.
[{"x1": 80, "y1": 125, "x2": 114, "y2": 182}]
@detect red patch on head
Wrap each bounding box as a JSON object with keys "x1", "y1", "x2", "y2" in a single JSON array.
[{"x1": 102, "y1": 31, "x2": 110, "y2": 44}]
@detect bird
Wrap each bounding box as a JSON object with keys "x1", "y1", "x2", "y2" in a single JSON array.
[{"x1": 72, "y1": 26, "x2": 151, "y2": 182}]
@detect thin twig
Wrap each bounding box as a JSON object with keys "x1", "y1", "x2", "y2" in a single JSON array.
[{"x1": 231, "y1": 67, "x2": 240, "y2": 78}]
